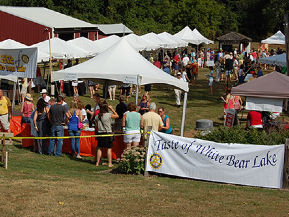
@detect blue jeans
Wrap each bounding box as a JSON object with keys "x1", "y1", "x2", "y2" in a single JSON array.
[
  {"x1": 68, "y1": 130, "x2": 81, "y2": 155},
  {"x1": 48, "y1": 125, "x2": 64, "y2": 156}
]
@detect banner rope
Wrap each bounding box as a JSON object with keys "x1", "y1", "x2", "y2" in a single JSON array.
[{"x1": 0, "y1": 132, "x2": 150, "y2": 140}]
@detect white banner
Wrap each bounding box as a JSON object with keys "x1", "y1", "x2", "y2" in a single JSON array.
[
  {"x1": 0, "y1": 47, "x2": 38, "y2": 78},
  {"x1": 246, "y1": 97, "x2": 283, "y2": 113},
  {"x1": 146, "y1": 131, "x2": 284, "y2": 189}
]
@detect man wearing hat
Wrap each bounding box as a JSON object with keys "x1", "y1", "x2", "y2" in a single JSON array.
[
  {"x1": 0, "y1": 89, "x2": 12, "y2": 132},
  {"x1": 174, "y1": 72, "x2": 184, "y2": 108},
  {"x1": 39, "y1": 89, "x2": 51, "y2": 103}
]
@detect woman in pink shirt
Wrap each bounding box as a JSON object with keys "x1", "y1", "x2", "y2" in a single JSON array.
[{"x1": 21, "y1": 93, "x2": 34, "y2": 124}]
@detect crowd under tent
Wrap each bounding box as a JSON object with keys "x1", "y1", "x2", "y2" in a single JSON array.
[
  {"x1": 217, "y1": 32, "x2": 252, "y2": 53},
  {"x1": 52, "y1": 38, "x2": 189, "y2": 135},
  {"x1": 231, "y1": 71, "x2": 289, "y2": 112},
  {"x1": 261, "y1": 31, "x2": 285, "y2": 45}
]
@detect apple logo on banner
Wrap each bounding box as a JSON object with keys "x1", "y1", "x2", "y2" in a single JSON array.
[{"x1": 149, "y1": 153, "x2": 163, "y2": 169}]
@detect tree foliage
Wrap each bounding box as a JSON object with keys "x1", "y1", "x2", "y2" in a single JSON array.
[{"x1": 1, "y1": 0, "x2": 288, "y2": 40}]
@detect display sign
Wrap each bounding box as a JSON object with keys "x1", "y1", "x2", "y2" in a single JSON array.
[
  {"x1": 146, "y1": 131, "x2": 284, "y2": 189},
  {"x1": 123, "y1": 75, "x2": 138, "y2": 85},
  {"x1": 0, "y1": 47, "x2": 38, "y2": 78},
  {"x1": 64, "y1": 73, "x2": 78, "y2": 81}
]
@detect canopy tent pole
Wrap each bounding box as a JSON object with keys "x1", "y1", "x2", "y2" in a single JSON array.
[
  {"x1": 48, "y1": 32, "x2": 54, "y2": 96},
  {"x1": 180, "y1": 91, "x2": 188, "y2": 137},
  {"x1": 12, "y1": 81, "x2": 16, "y2": 110},
  {"x1": 104, "y1": 80, "x2": 108, "y2": 99},
  {"x1": 284, "y1": 14, "x2": 289, "y2": 74},
  {"x1": 135, "y1": 74, "x2": 140, "y2": 105}
]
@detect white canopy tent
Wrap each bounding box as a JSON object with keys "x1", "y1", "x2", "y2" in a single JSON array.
[
  {"x1": 141, "y1": 32, "x2": 168, "y2": 48},
  {"x1": 157, "y1": 32, "x2": 178, "y2": 48},
  {"x1": 123, "y1": 33, "x2": 160, "y2": 51},
  {"x1": 94, "y1": 35, "x2": 121, "y2": 50},
  {"x1": 67, "y1": 37, "x2": 106, "y2": 56},
  {"x1": 192, "y1": 28, "x2": 214, "y2": 45},
  {"x1": 52, "y1": 38, "x2": 189, "y2": 135},
  {"x1": 174, "y1": 26, "x2": 214, "y2": 45},
  {"x1": 0, "y1": 39, "x2": 49, "y2": 62},
  {"x1": 259, "y1": 53, "x2": 286, "y2": 67},
  {"x1": 174, "y1": 26, "x2": 200, "y2": 45},
  {"x1": 158, "y1": 32, "x2": 188, "y2": 48},
  {"x1": 32, "y1": 37, "x2": 90, "y2": 59},
  {"x1": 261, "y1": 31, "x2": 285, "y2": 45}
]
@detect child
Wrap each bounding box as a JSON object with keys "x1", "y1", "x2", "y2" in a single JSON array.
[
  {"x1": 180, "y1": 67, "x2": 190, "y2": 83},
  {"x1": 206, "y1": 66, "x2": 214, "y2": 95}
]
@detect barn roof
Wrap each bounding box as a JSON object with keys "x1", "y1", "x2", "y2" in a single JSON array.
[
  {"x1": 95, "y1": 23, "x2": 133, "y2": 35},
  {"x1": 0, "y1": 6, "x2": 96, "y2": 29}
]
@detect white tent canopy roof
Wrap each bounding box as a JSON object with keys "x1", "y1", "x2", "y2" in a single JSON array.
[
  {"x1": 158, "y1": 32, "x2": 188, "y2": 47},
  {"x1": 174, "y1": 26, "x2": 214, "y2": 45},
  {"x1": 261, "y1": 31, "x2": 285, "y2": 45},
  {"x1": 52, "y1": 38, "x2": 188, "y2": 92},
  {"x1": 192, "y1": 28, "x2": 214, "y2": 45},
  {"x1": 174, "y1": 26, "x2": 200, "y2": 45},
  {"x1": 123, "y1": 33, "x2": 160, "y2": 51},
  {"x1": 0, "y1": 39, "x2": 49, "y2": 62},
  {"x1": 259, "y1": 53, "x2": 286, "y2": 67},
  {"x1": 94, "y1": 35, "x2": 121, "y2": 50},
  {"x1": 157, "y1": 32, "x2": 178, "y2": 48},
  {"x1": 31, "y1": 37, "x2": 90, "y2": 59},
  {"x1": 140, "y1": 32, "x2": 167, "y2": 48},
  {"x1": 67, "y1": 37, "x2": 106, "y2": 56}
]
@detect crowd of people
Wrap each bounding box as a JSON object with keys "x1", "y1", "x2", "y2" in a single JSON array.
[
  {"x1": 0, "y1": 45, "x2": 285, "y2": 164},
  {"x1": 14, "y1": 86, "x2": 173, "y2": 167}
]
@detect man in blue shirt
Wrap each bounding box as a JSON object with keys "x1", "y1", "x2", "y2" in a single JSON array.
[{"x1": 257, "y1": 66, "x2": 263, "y2": 77}]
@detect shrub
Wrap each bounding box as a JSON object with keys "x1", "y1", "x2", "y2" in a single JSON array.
[
  {"x1": 117, "y1": 147, "x2": 147, "y2": 175},
  {"x1": 196, "y1": 126, "x2": 289, "y2": 145}
]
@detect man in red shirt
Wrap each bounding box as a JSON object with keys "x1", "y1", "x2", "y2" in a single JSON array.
[
  {"x1": 173, "y1": 54, "x2": 179, "y2": 75},
  {"x1": 251, "y1": 48, "x2": 257, "y2": 62},
  {"x1": 246, "y1": 110, "x2": 263, "y2": 129}
]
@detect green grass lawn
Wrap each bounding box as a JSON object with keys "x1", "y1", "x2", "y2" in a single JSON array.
[{"x1": 3, "y1": 67, "x2": 289, "y2": 216}]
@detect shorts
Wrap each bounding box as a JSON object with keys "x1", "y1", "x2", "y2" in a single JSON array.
[
  {"x1": 0, "y1": 114, "x2": 10, "y2": 130},
  {"x1": 21, "y1": 87, "x2": 27, "y2": 95},
  {"x1": 122, "y1": 87, "x2": 131, "y2": 96},
  {"x1": 124, "y1": 131, "x2": 141, "y2": 143},
  {"x1": 88, "y1": 81, "x2": 95, "y2": 86},
  {"x1": 21, "y1": 116, "x2": 31, "y2": 124},
  {"x1": 192, "y1": 73, "x2": 198, "y2": 79},
  {"x1": 108, "y1": 85, "x2": 116, "y2": 92},
  {"x1": 209, "y1": 78, "x2": 213, "y2": 86},
  {"x1": 35, "y1": 76, "x2": 42, "y2": 85},
  {"x1": 72, "y1": 81, "x2": 78, "y2": 87},
  {"x1": 97, "y1": 132, "x2": 113, "y2": 148},
  {"x1": 225, "y1": 70, "x2": 232, "y2": 76},
  {"x1": 144, "y1": 84, "x2": 151, "y2": 92}
]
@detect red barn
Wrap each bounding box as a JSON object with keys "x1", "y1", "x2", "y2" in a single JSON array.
[{"x1": 0, "y1": 6, "x2": 98, "y2": 45}]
